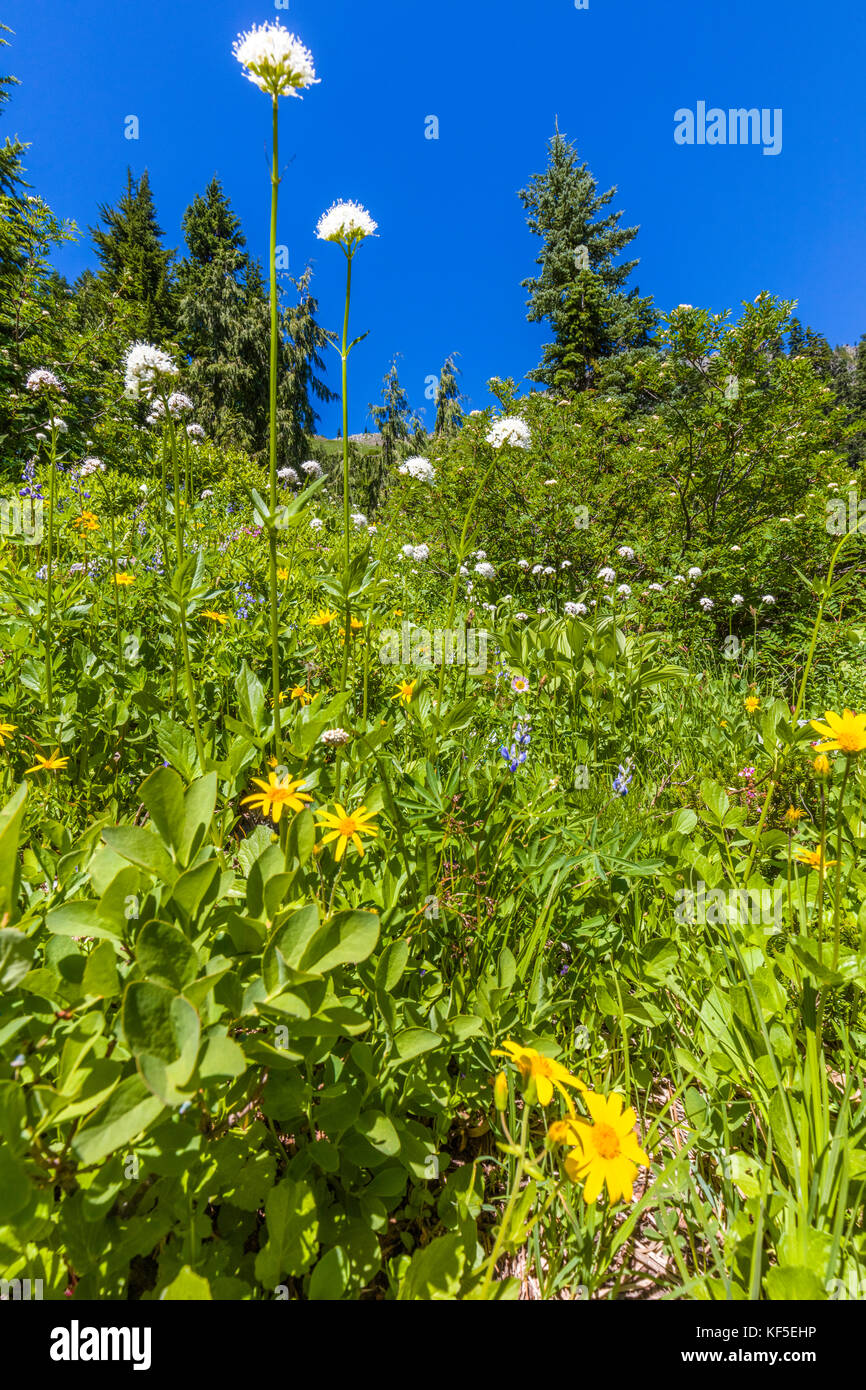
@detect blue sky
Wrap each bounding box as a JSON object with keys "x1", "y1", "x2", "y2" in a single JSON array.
[{"x1": 4, "y1": 0, "x2": 865, "y2": 435}]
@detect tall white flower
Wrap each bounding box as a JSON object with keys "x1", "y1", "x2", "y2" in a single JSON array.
[
  {"x1": 398, "y1": 456, "x2": 435, "y2": 483},
  {"x1": 731, "y1": 593, "x2": 744, "y2": 606},
  {"x1": 597, "y1": 566, "x2": 616, "y2": 584},
  {"x1": 475, "y1": 561, "x2": 496, "y2": 579},
  {"x1": 699, "y1": 596, "x2": 714, "y2": 611},
  {"x1": 687, "y1": 566, "x2": 702, "y2": 580},
  {"x1": 617, "y1": 545, "x2": 635, "y2": 561},
  {"x1": 617, "y1": 584, "x2": 632, "y2": 598},
  {"x1": 564, "y1": 601, "x2": 588, "y2": 617},
  {"x1": 486, "y1": 417, "x2": 530, "y2": 450},
  {"x1": 316, "y1": 201, "x2": 377, "y2": 251},
  {"x1": 277, "y1": 465, "x2": 299, "y2": 485},
  {"x1": 761, "y1": 594, "x2": 776, "y2": 605},
  {"x1": 186, "y1": 423, "x2": 205, "y2": 440},
  {"x1": 123, "y1": 342, "x2": 178, "y2": 399},
  {"x1": 233, "y1": 22, "x2": 318, "y2": 98},
  {"x1": 301, "y1": 460, "x2": 323, "y2": 478},
  {"x1": 79, "y1": 457, "x2": 105, "y2": 476}
]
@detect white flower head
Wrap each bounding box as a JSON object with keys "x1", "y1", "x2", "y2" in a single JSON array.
[
  {"x1": 699, "y1": 596, "x2": 714, "y2": 612},
  {"x1": 561, "y1": 560, "x2": 572, "y2": 569},
  {"x1": 617, "y1": 545, "x2": 635, "y2": 561},
  {"x1": 648, "y1": 583, "x2": 665, "y2": 593},
  {"x1": 397, "y1": 456, "x2": 435, "y2": 483},
  {"x1": 486, "y1": 416, "x2": 531, "y2": 450},
  {"x1": 321, "y1": 727, "x2": 350, "y2": 746},
  {"x1": 517, "y1": 559, "x2": 530, "y2": 571},
  {"x1": 564, "y1": 601, "x2": 588, "y2": 617},
  {"x1": 123, "y1": 341, "x2": 178, "y2": 400},
  {"x1": 761, "y1": 594, "x2": 776, "y2": 605},
  {"x1": 26, "y1": 368, "x2": 64, "y2": 395},
  {"x1": 597, "y1": 566, "x2": 616, "y2": 585},
  {"x1": 350, "y1": 511, "x2": 367, "y2": 529},
  {"x1": 309, "y1": 517, "x2": 324, "y2": 532},
  {"x1": 186, "y1": 423, "x2": 205, "y2": 440},
  {"x1": 617, "y1": 584, "x2": 632, "y2": 598},
  {"x1": 277, "y1": 466, "x2": 299, "y2": 485},
  {"x1": 731, "y1": 545, "x2": 742, "y2": 552},
  {"x1": 233, "y1": 22, "x2": 318, "y2": 98},
  {"x1": 731, "y1": 593, "x2": 744, "y2": 606},
  {"x1": 316, "y1": 200, "x2": 377, "y2": 251},
  {"x1": 475, "y1": 561, "x2": 495, "y2": 579},
  {"x1": 687, "y1": 566, "x2": 702, "y2": 580},
  {"x1": 543, "y1": 566, "x2": 555, "y2": 576},
  {"x1": 79, "y1": 457, "x2": 105, "y2": 476},
  {"x1": 200, "y1": 489, "x2": 214, "y2": 499},
  {"x1": 168, "y1": 392, "x2": 194, "y2": 415},
  {"x1": 301, "y1": 459, "x2": 323, "y2": 478}
]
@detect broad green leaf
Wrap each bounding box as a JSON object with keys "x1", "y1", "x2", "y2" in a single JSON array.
[
  {"x1": 254, "y1": 1179, "x2": 318, "y2": 1287},
  {"x1": 72, "y1": 1074, "x2": 165, "y2": 1165}
]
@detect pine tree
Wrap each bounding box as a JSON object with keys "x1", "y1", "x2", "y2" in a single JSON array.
[
  {"x1": 281, "y1": 267, "x2": 337, "y2": 467},
  {"x1": 90, "y1": 168, "x2": 176, "y2": 341},
  {"x1": 519, "y1": 128, "x2": 655, "y2": 392},
  {"x1": 434, "y1": 354, "x2": 464, "y2": 434}
]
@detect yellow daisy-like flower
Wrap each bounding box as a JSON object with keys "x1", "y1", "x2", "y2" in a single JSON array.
[
  {"x1": 392, "y1": 608, "x2": 404, "y2": 617},
  {"x1": 201, "y1": 609, "x2": 228, "y2": 624},
  {"x1": 812, "y1": 753, "x2": 831, "y2": 777},
  {"x1": 308, "y1": 608, "x2": 338, "y2": 628},
  {"x1": 277, "y1": 567, "x2": 289, "y2": 581},
  {"x1": 792, "y1": 846, "x2": 838, "y2": 872},
  {"x1": 113, "y1": 572, "x2": 135, "y2": 587},
  {"x1": 0, "y1": 721, "x2": 17, "y2": 747},
  {"x1": 744, "y1": 695, "x2": 760, "y2": 714},
  {"x1": 810, "y1": 708, "x2": 866, "y2": 756},
  {"x1": 783, "y1": 806, "x2": 806, "y2": 826},
  {"x1": 492, "y1": 1040, "x2": 585, "y2": 1109},
  {"x1": 391, "y1": 678, "x2": 417, "y2": 705},
  {"x1": 71, "y1": 510, "x2": 99, "y2": 533},
  {"x1": 289, "y1": 685, "x2": 312, "y2": 704},
  {"x1": 316, "y1": 803, "x2": 379, "y2": 861},
  {"x1": 241, "y1": 773, "x2": 313, "y2": 825},
  {"x1": 551, "y1": 1091, "x2": 650, "y2": 1204},
  {"x1": 25, "y1": 748, "x2": 69, "y2": 774}
]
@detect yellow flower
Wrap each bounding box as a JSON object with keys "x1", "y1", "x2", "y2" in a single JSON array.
[
  {"x1": 113, "y1": 572, "x2": 135, "y2": 586},
  {"x1": 783, "y1": 806, "x2": 806, "y2": 826},
  {"x1": 290, "y1": 685, "x2": 312, "y2": 704},
  {"x1": 551, "y1": 1091, "x2": 650, "y2": 1204},
  {"x1": 241, "y1": 773, "x2": 313, "y2": 825},
  {"x1": 792, "y1": 846, "x2": 838, "y2": 871},
  {"x1": 493, "y1": 1071, "x2": 509, "y2": 1112},
  {"x1": 812, "y1": 753, "x2": 831, "y2": 777},
  {"x1": 392, "y1": 608, "x2": 404, "y2": 617},
  {"x1": 492, "y1": 1040, "x2": 585, "y2": 1108},
  {"x1": 316, "y1": 802, "x2": 379, "y2": 861},
  {"x1": 308, "y1": 608, "x2": 338, "y2": 627},
  {"x1": 71, "y1": 510, "x2": 99, "y2": 533},
  {"x1": 0, "y1": 721, "x2": 17, "y2": 747},
  {"x1": 201, "y1": 609, "x2": 228, "y2": 624},
  {"x1": 720, "y1": 719, "x2": 728, "y2": 729},
  {"x1": 25, "y1": 748, "x2": 69, "y2": 774},
  {"x1": 391, "y1": 678, "x2": 416, "y2": 705},
  {"x1": 744, "y1": 695, "x2": 760, "y2": 714},
  {"x1": 810, "y1": 708, "x2": 866, "y2": 756},
  {"x1": 277, "y1": 567, "x2": 289, "y2": 581}
]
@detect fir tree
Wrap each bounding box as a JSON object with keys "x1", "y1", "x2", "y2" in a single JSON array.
[
  {"x1": 434, "y1": 354, "x2": 464, "y2": 434},
  {"x1": 90, "y1": 168, "x2": 176, "y2": 341},
  {"x1": 369, "y1": 358, "x2": 411, "y2": 470},
  {"x1": 281, "y1": 267, "x2": 337, "y2": 467},
  {"x1": 519, "y1": 128, "x2": 655, "y2": 392}
]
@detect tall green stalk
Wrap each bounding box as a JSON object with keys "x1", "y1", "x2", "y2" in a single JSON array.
[
  {"x1": 164, "y1": 402, "x2": 205, "y2": 764},
  {"x1": 44, "y1": 416, "x2": 57, "y2": 718},
  {"x1": 267, "y1": 94, "x2": 283, "y2": 753}
]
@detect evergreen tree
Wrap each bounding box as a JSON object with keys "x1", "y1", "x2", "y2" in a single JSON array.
[
  {"x1": 90, "y1": 168, "x2": 176, "y2": 340},
  {"x1": 434, "y1": 354, "x2": 464, "y2": 434},
  {"x1": 281, "y1": 267, "x2": 337, "y2": 467},
  {"x1": 369, "y1": 358, "x2": 411, "y2": 470},
  {"x1": 519, "y1": 128, "x2": 655, "y2": 392}
]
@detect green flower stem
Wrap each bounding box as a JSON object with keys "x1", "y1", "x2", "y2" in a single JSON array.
[
  {"x1": 164, "y1": 401, "x2": 205, "y2": 765},
  {"x1": 267, "y1": 93, "x2": 283, "y2": 755},
  {"x1": 335, "y1": 250, "x2": 354, "y2": 803},
  {"x1": 44, "y1": 417, "x2": 57, "y2": 718},
  {"x1": 478, "y1": 1101, "x2": 531, "y2": 1300}
]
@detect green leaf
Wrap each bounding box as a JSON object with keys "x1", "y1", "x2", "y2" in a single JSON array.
[
  {"x1": 139, "y1": 766, "x2": 185, "y2": 855},
  {"x1": 102, "y1": 826, "x2": 177, "y2": 884},
  {"x1": 0, "y1": 928, "x2": 35, "y2": 989},
  {"x1": 0, "y1": 783, "x2": 26, "y2": 922},
  {"x1": 159, "y1": 1265, "x2": 212, "y2": 1300},
  {"x1": 44, "y1": 901, "x2": 123, "y2": 942},
  {"x1": 135, "y1": 919, "x2": 198, "y2": 992},
  {"x1": 82, "y1": 940, "x2": 120, "y2": 997},
  {"x1": 393, "y1": 1027, "x2": 443, "y2": 1060},
  {"x1": 180, "y1": 773, "x2": 217, "y2": 865},
  {"x1": 72, "y1": 1074, "x2": 165, "y2": 1165},
  {"x1": 254, "y1": 1179, "x2": 319, "y2": 1287},
  {"x1": 298, "y1": 909, "x2": 380, "y2": 975}
]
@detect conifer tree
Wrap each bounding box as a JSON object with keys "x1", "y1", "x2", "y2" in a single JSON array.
[
  {"x1": 369, "y1": 359, "x2": 411, "y2": 470},
  {"x1": 519, "y1": 128, "x2": 655, "y2": 392},
  {"x1": 90, "y1": 168, "x2": 176, "y2": 340},
  {"x1": 434, "y1": 354, "x2": 464, "y2": 434}
]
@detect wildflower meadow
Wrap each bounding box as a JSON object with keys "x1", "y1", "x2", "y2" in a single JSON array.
[{"x1": 2, "y1": 6, "x2": 866, "y2": 1333}]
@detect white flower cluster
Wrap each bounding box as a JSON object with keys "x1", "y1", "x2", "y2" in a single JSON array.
[
  {"x1": 617, "y1": 584, "x2": 632, "y2": 598},
  {"x1": 301, "y1": 460, "x2": 323, "y2": 479},
  {"x1": 397, "y1": 456, "x2": 435, "y2": 483},
  {"x1": 687, "y1": 566, "x2": 702, "y2": 580},
  {"x1": 486, "y1": 417, "x2": 530, "y2": 450},
  {"x1": 309, "y1": 518, "x2": 324, "y2": 532},
  {"x1": 475, "y1": 561, "x2": 496, "y2": 579},
  {"x1": 731, "y1": 593, "x2": 744, "y2": 607},
  {"x1": 123, "y1": 342, "x2": 178, "y2": 399},
  {"x1": 186, "y1": 424, "x2": 205, "y2": 441},
  {"x1": 26, "y1": 368, "x2": 64, "y2": 394},
  {"x1": 351, "y1": 512, "x2": 367, "y2": 529},
  {"x1": 233, "y1": 22, "x2": 318, "y2": 98},
  {"x1": 699, "y1": 596, "x2": 714, "y2": 612},
  {"x1": 321, "y1": 728, "x2": 350, "y2": 746},
  {"x1": 316, "y1": 201, "x2": 377, "y2": 248},
  {"x1": 617, "y1": 545, "x2": 635, "y2": 560},
  {"x1": 402, "y1": 543, "x2": 429, "y2": 562},
  {"x1": 277, "y1": 466, "x2": 300, "y2": 485},
  {"x1": 79, "y1": 457, "x2": 105, "y2": 476},
  {"x1": 564, "y1": 601, "x2": 588, "y2": 617},
  {"x1": 597, "y1": 566, "x2": 616, "y2": 584}
]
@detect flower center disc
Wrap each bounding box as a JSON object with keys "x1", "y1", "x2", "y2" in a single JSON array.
[{"x1": 592, "y1": 1122, "x2": 621, "y2": 1160}]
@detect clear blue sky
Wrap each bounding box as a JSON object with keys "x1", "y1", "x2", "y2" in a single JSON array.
[{"x1": 4, "y1": 0, "x2": 864, "y2": 435}]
